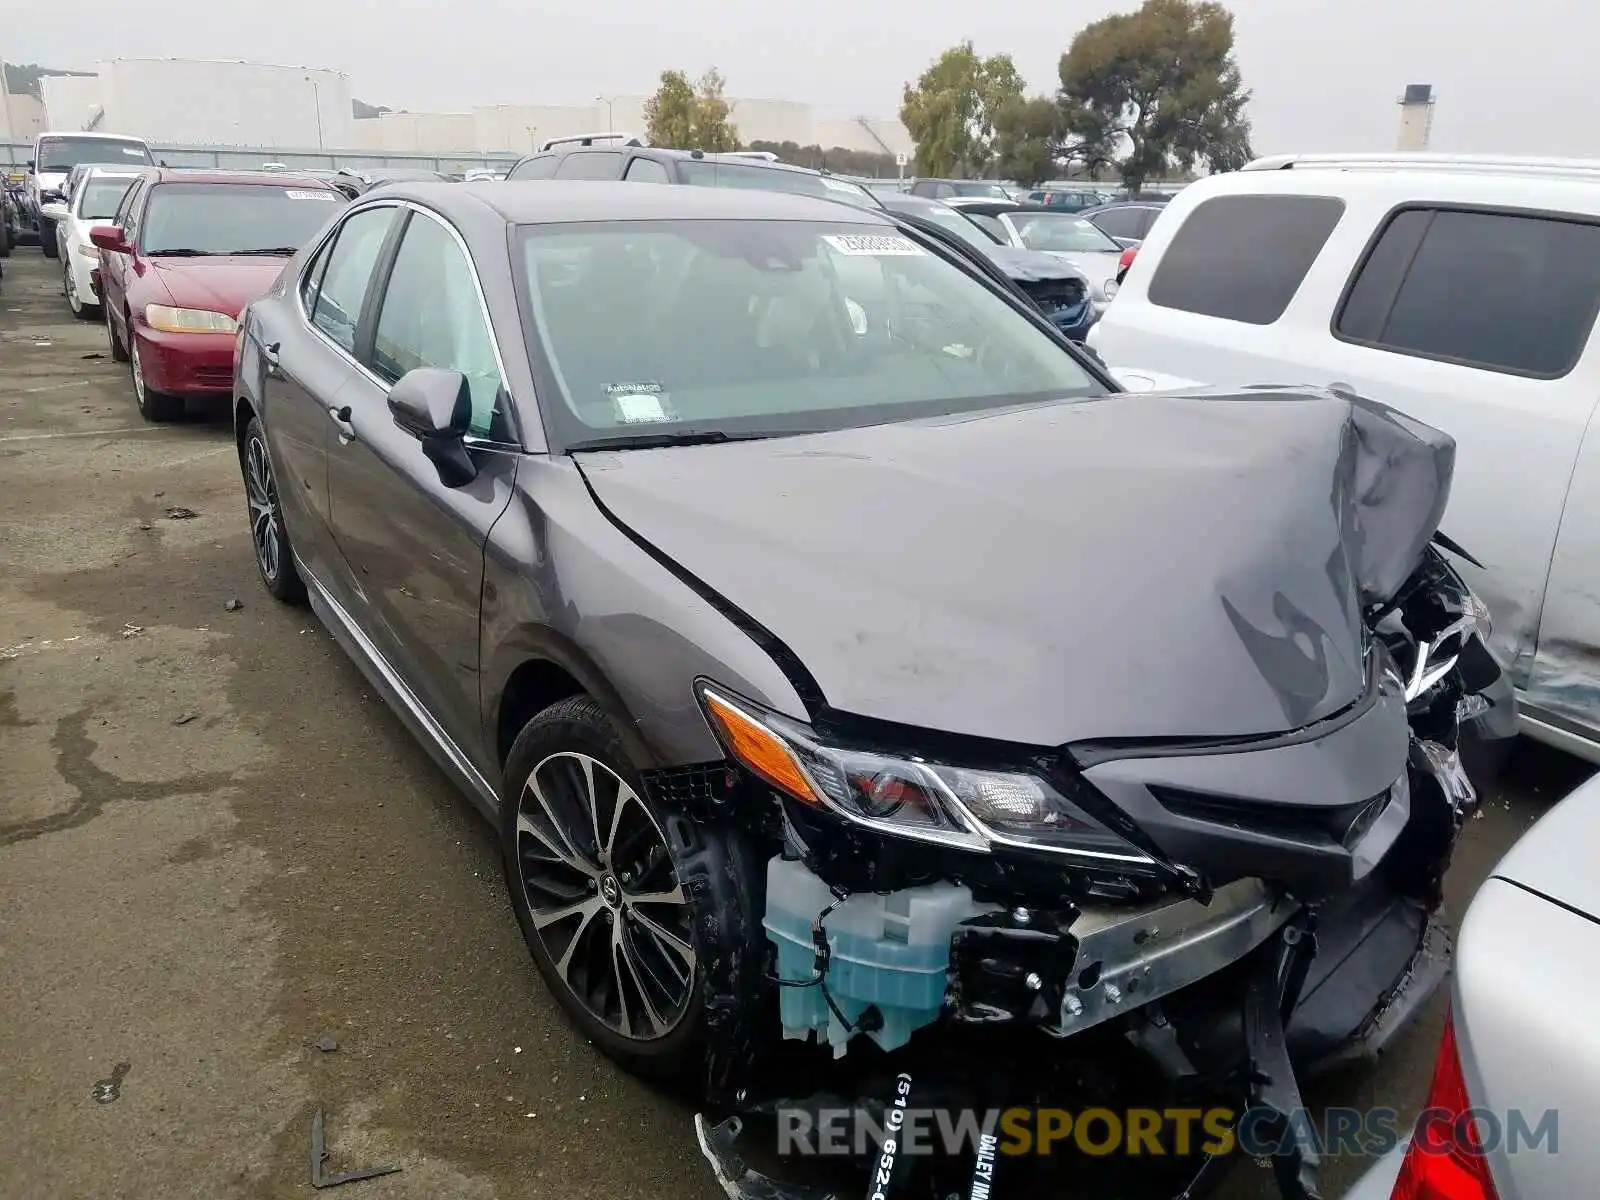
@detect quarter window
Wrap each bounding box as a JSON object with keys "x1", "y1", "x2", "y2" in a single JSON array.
[
  {"x1": 554, "y1": 152, "x2": 623, "y2": 180},
  {"x1": 1336, "y1": 207, "x2": 1600, "y2": 378},
  {"x1": 508, "y1": 155, "x2": 558, "y2": 180},
  {"x1": 370, "y1": 213, "x2": 506, "y2": 438},
  {"x1": 309, "y1": 206, "x2": 394, "y2": 354},
  {"x1": 623, "y1": 156, "x2": 672, "y2": 183},
  {"x1": 1088, "y1": 208, "x2": 1146, "y2": 240},
  {"x1": 1147, "y1": 195, "x2": 1345, "y2": 325}
]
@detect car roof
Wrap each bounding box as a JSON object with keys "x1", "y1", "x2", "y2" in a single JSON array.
[
  {"x1": 378, "y1": 179, "x2": 896, "y2": 226},
  {"x1": 145, "y1": 168, "x2": 337, "y2": 188},
  {"x1": 82, "y1": 165, "x2": 147, "y2": 180},
  {"x1": 37, "y1": 130, "x2": 147, "y2": 143}
]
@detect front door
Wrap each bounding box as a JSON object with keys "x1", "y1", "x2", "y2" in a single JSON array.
[{"x1": 326, "y1": 207, "x2": 518, "y2": 770}]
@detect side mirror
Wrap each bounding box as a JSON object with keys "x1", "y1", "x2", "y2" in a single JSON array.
[
  {"x1": 387, "y1": 368, "x2": 477, "y2": 486},
  {"x1": 25, "y1": 158, "x2": 34, "y2": 169},
  {"x1": 89, "y1": 225, "x2": 130, "y2": 253}
]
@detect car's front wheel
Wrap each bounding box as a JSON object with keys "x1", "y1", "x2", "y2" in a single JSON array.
[
  {"x1": 501, "y1": 696, "x2": 767, "y2": 1095},
  {"x1": 242, "y1": 416, "x2": 305, "y2": 603},
  {"x1": 105, "y1": 303, "x2": 129, "y2": 362},
  {"x1": 64, "y1": 258, "x2": 98, "y2": 319},
  {"x1": 130, "y1": 334, "x2": 182, "y2": 422}
]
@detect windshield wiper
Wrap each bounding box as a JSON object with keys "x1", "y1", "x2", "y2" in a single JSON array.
[
  {"x1": 565, "y1": 430, "x2": 767, "y2": 452},
  {"x1": 147, "y1": 248, "x2": 214, "y2": 257},
  {"x1": 228, "y1": 247, "x2": 300, "y2": 256}
]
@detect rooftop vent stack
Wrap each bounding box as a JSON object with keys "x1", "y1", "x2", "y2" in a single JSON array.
[{"x1": 1397, "y1": 84, "x2": 1436, "y2": 152}]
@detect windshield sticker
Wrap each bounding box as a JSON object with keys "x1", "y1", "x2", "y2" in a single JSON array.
[
  {"x1": 284, "y1": 189, "x2": 337, "y2": 201},
  {"x1": 821, "y1": 177, "x2": 860, "y2": 194},
  {"x1": 822, "y1": 234, "x2": 925, "y2": 257},
  {"x1": 606, "y1": 382, "x2": 674, "y2": 424}
]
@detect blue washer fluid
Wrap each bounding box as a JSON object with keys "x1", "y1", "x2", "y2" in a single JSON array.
[{"x1": 762, "y1": 855, "x2": 994, "y2": 1057}]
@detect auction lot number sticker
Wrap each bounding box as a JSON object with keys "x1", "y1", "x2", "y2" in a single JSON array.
[{"x1": 823, "y1": 234, "x2": 925, "y2": 256}]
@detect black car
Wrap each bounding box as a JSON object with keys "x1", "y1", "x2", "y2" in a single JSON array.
[
  {"x1": 232, "y1": 179, "x2": 1506, "y2": 1200},
  {"x1": 506, "y1": 136, "x2": 883, "y2": 211},
  {"x1": 876, "y1": 191, "x2": 1098, "y2": 341},
  {"x1": 1078, "y1": 198, "x2": 1171, "y2": 248}
]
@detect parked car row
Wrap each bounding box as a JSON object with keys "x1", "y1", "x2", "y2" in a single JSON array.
[{"x1": 46, "y1": 142, "x2": 1581, "y2": 1200}]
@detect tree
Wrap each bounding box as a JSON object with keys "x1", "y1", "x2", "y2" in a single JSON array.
[
  {"x1": 643, "y1": 68, "x2": 740, "y2": 151},
  {"x1": 992, "y1": 97, "x2": 1063, "y2": 187},
  {"x1": 899, "y1": 42, "x2": 1025, "y2": 178},
  {"x1": 1057, "y1": 0, "x2": 1253, "y2": 192}
]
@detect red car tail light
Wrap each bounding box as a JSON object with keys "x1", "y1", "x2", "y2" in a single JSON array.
[
  {"x1": 1118, "y1": 246, "x2": 1138, "y2": 275},
  {"x1": 1391, "y1": 1008, "x2": 1501, "y2": 1199}
]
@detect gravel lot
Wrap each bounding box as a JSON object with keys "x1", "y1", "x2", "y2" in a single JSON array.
[{"x1": 1, "y1": 249, "x2": 1590, "y2": 1200}]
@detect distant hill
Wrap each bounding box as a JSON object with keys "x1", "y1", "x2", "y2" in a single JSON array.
[{"x1": 3, "y1": 63, "x2": 94, "y2": 98}]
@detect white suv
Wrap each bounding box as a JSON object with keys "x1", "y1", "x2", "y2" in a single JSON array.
[{"x1": 1089, "y1": 153, "x2": 1600, "y2": 761}]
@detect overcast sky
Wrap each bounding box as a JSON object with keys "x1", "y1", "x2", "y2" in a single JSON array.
[{"x1": 3, "y1": 0, "x2": 1584, "y2": 156}]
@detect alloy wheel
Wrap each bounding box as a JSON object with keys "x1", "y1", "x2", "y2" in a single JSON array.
[
  {"x1": 515, "y1": 752, "x2": 696, "y2": 1041},
  {"x1": 130, "y1": 337, "x2": 147, "y2": 411},
  {"x1": 64, "y1": 261, "x2": 81, "y2": 314},
  {"x1": 244, "y1": 436, "x2": 281, "y2": 583}
]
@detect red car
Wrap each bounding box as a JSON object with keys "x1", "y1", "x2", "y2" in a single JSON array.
[{"x1": 91, "y1": 169, "x2": 346, "y2": 421}]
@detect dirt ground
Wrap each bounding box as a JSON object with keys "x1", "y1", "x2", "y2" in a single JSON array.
[{"x1": 1, "y1": 249, "x2": 1590, "y2": 1200}]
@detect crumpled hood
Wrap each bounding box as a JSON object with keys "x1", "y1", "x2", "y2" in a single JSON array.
[
  {"x1": 144, "y1": 256, "x2": 288, "y2": 318},
  {"x1": 578, "y1": 387, "x2": 1453, "y2": 746},
  {"x1": 981, "y1": 244, "x2": 1088, "y2": 285}
]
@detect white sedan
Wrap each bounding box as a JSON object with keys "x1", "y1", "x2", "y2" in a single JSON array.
[{"x1": 53, "y1": 167, "x2": 143, "y2": 320}]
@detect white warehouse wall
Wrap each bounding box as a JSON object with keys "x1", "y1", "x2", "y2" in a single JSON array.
[
  {"x1": 38, "y1": 75, "x2": 101, "y2": 132},
  {"x1": 97, "y1": 59, "x2": 351, "y2": 149},
  {"x1": 349, "y1": 112, "x2": 476, "y2": 153},
  {"x1": 1, "y1": 92, "x2": 45, "y2": 140}
]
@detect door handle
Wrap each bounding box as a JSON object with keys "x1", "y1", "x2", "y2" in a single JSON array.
[
  {"x1": 263, "y1": 340, "x2": 283, "y2": 379},
  {"x1": 328, "y1": 404, "x2": 356, "y2": 443}
]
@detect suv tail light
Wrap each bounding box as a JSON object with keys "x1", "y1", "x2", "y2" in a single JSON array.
[{"x1": 1391, "y1": 1008, "x2": 1500, "y2": 1199}]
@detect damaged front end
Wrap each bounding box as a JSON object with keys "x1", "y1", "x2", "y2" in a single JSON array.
[{"x1": 635, "y1": 395, "x2": 1508, "y2": 1200}]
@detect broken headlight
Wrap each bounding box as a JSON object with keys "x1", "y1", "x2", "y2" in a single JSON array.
[{"x1": 696, "y1": 683, "x2": 1157, "y2": 867}]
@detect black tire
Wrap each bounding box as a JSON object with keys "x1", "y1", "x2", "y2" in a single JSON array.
[
  {"x1": 39, "y1": 217, "x2": 58, "y2": 259},
  {"x1": 130, "y1": 333, "x2": 183, "y2": 422},
  {"x1": 500, "y1": 696, "x2": 768, "y2": 1098},
  {"x1": 0, "y1": 217, "x2": 11, "y2": 257},
  {"x1": 241, "y1": 416, "x2": 306, "y2": 603},
  {"x1": 106, "y1": 303, "x2": 130, "y2": 363}
]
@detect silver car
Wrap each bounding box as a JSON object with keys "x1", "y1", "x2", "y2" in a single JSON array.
[{"x1": 1345, "y1": 770, "x2": 1599, "y2": 1199}]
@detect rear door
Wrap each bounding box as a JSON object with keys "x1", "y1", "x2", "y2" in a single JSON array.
[
  {"x1": 264, "y1": 202, "x2": 400, "y2": 595},
  {"x1": 325, "y1": 205, "x2": 519, "y2": 770}
]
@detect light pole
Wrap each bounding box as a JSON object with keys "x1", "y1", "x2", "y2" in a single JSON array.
[
  {"x1": 596, "y1": 95, "x2": 614, "y2": 133},
  {"x1": 304, "y1": 74, "x2": 324, "y2": 150}
]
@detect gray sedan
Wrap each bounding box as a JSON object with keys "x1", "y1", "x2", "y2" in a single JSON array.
[{"x1": 1343, "y1": 770, "x2": 1600, "y2": 1199}]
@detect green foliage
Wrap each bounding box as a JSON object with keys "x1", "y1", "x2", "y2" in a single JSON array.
[
  {"x1": 899, "y1": 42, "x2": 1025, "y2": 178},
  {"x1": 644, "y1": 68, "x2": 741, "y2": 152},
  {"x1": 992, "y1": 97, "x2": 1063, "y2": 187},
  {"x1": 1057, "y1": 0, "x2": 1253, "y2": 191}
]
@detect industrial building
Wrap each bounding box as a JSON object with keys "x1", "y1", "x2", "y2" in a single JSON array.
[
  {"x1": 350, "y1": 96, "x2": 912, "y2": 160},
  {"x1": 15, "y1": 56, "x2": 909, "y2": 160},
  {"x1": 35, "y1": 59, "x2": 351, "y2": 149}
]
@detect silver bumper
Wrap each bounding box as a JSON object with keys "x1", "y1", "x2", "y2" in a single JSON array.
[{"x1": 1044, "y1": 877, "x2": 1292, "y2": 1037}]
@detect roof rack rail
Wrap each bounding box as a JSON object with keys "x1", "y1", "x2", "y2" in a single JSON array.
[
  {"x1": 715, "y1": 150, "x2": 780, "y2": 161},
  {"x1": 1243, "y1": 152, "x2": 1600, "y2": 179},
  {"x1": 537, "y1": 131, "x2": 645, "y2": 153}
]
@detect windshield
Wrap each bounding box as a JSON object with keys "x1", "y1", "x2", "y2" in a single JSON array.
[
  {"x1": 38, "y1": 137, "x2": 152, "y2": 172},
  {"x1": 139, "y1": 182, "x2": 344, "y2": 255},
  {"x1": 1009, "y1": 212, "x2": 1122, "y2": 253},
  {"x1": 951, "y1": 182, "x2": 1012, "y2": 199},
  {"x1": 677, "y1": 160, "x2": 879, "y2": 210},
  {"x1": 79, "y1": 177, "x2": 137, "y2": 220},
  {"x1": 517, "y1": 219, "x2": 1102, "y2": 449}
]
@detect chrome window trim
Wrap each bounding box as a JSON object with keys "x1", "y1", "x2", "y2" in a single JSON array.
[{"x1": 293, "y1": 198, "x2": 524, "y2": 448}]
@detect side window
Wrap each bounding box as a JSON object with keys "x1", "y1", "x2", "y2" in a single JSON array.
[
  {"x1": 935, "y1": 183, "x2": 956, "y2": 198},
  {"x1": 369, "y1": 213, "x2": 507, "y2": 439},
  {"x1": 298, "y1": 234, "x2": 335, "y2": 315},
  {"x1": 509, "y1": 155, "x2": 558, "y2": 181},
  {"x1": 1091, "y1": 208, "x2": 1143, "y2": 241},
  {"x1": 309, "y1": 206, "x2": 395, "y2": 354},
  {"x1": 118, "y1": 180, "x2": 147, "y2": 243},
  {"x1": 554, "y1": 152, "x2": 623, "y2": 180},
  {"x1": 1336, "y1": 208, "x2": 1600, "y2": 378},
  {"x1": 623, "y1": 156, "x2": 672, "y2": 184},
  {"x1": 1135, "y1": 208, "x2": 1162, "y2": 237},
  {"x1": 1146, "y1": 195, "x2": 1345, "y2": 325}
]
